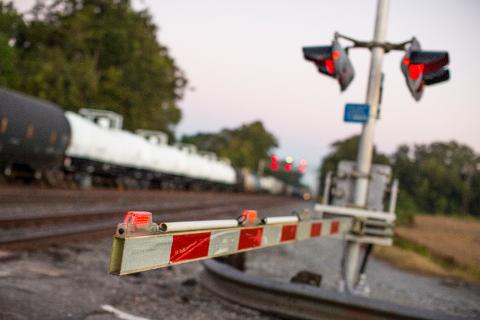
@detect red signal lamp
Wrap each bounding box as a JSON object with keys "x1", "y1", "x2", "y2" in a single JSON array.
[
  {"x1": 270, "y1": 155, "x2": 279, "y2": 170},
  {"x1": 123, "y1": 211, "x2": 152, "y2": 225},
  {"x1": 325, "y1": 59, "x2": 334, "y2": 75},
  {"x1": 403, "y1": 57, "x2": 424, "y2": 81},
  {"x1": 408, "y1": 64, "x2": 424, "y2": 81},
  {"x1": 284, "y1": 163, "x2": 293, "y2": 172},
  {"x1": 242, "y1": 210, "x2": 257, "y2": 222},
  {"x1": 400, "y1": 38, "x2": 450, "y2": 101},
  {"x1": 298, "y1": 159, "x2": 307, "y2": 174}
]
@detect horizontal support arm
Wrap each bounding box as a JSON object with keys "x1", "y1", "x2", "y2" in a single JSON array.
[{"x1": 314, "y1": 204, "x2": 396, "y2": 223}]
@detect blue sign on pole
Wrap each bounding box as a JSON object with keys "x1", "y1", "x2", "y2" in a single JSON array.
[{"x1": 344, "y1": 103, "x2": 370, "y2": 123}]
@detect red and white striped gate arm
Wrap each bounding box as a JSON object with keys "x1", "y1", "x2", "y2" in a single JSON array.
[{"x1": 109, "y1": 210, "x2": 352, "y2": 275}]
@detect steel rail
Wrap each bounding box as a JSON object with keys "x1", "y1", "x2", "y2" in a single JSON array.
[
  {"x1": 0, "y1": 196, "x2": 286, "y2": 228},
  {"x1": 200, "y1": 259, "x2": 469, "y2": 320},
  {"x1": 0, "y1": 198, "x2": 301, "y2": 249}
]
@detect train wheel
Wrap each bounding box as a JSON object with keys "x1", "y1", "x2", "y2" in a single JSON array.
[
  {"x1": 75, "y1": 173, "x2": 92, "y2": 189},
  {"x1": 44, "y1": 169, "x2": 65, "y2": 188}
]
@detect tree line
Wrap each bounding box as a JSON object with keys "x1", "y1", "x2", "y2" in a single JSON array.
[
  {"x1": 1, "y1": 0, "x2": 298, "y2": 185},
  {"x1": 182, "y1": 123, "x2": 306, "y2": 186},
  {"x1": 320, "y1": 135, "x2": 480, "y2": 220},
  {"x1": 0, "y1": 0, "x2": 187, "y2": 135}
]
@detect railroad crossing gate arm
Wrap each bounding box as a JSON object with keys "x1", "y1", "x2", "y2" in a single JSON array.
[{"x1": 109, "y1": 210, "x2": 352, "y2": 275}]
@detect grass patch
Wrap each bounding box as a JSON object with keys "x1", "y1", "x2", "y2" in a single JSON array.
[
  {"x1": 374, "y1": 234, "x2": 480, "y2": 283},
  {"x1": 393, "y1": 235, "x2": 456, "y2": 269}
]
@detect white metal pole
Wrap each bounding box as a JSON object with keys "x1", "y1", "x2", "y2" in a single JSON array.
[
  {"x1": 322, "y1": 171, "x2": 332, "y2": 205},
  {"x1": 160, "y1": 219, "x2": 239, "y2": 232},
  {"x1": 354, "y1": 0, "x2": 390, "y2": 206},
  {"x1": 263, "y1": 216, "x2": 299, "y2": 225},
  {"x1": 345, "y1": 0, "x2": 390, "y2": 290},
  {"x1": 388, "y1": 179, "x2": 399, "y2": 213}
]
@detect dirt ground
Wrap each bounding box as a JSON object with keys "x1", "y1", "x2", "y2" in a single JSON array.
[
  {"x1": 1, "y1": 191, "x2": 479, "y2": 319},
  {"x1": 373, "y1": 215, "x2": 480, "y2": 283},
  {"x1": 395, "y1": 215, "x2": 480, "y2": 278}
]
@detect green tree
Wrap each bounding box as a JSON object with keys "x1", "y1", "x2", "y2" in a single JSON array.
[
  {"x1": 319, "y1": 136, "x2": 480, "y2": 218},
  {"x1": 182, "y1": 121, "x2": 278, "y2": 171},
  {"x1": 2, "y1": 0, "x2": 187, "y2": 134},
  {"x1": 392, "y1": 141, "x2": 478, "y2": 215},
  {"x1": 0, "y1": 2, "x2": 24, "y2": 87}
]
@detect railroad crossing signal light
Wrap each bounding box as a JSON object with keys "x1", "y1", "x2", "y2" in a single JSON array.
[
  {"x1": 270, "y1": 155, "x2": 279, "y2": 170},
  {"x1": 401, "y1": 38, "x2": 450, "y2": 101},
  {"x1": 298, "y1": 159, "x2": 307, "y2": 174},
  {"x1": 284, "y1": 156, "x2": 294, "y2": 172},
  {"x1": 303, "y1": 40, "x2": 355, "y2": 91}
]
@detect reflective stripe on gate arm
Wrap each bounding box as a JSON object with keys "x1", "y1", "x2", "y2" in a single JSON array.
[{"x1": 110, "y1": 218, "x2": 351, "y2": 275}]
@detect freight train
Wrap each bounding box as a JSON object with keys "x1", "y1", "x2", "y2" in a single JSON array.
[{"x1": 0, "y1": 87, "x2": 309, "y2": 197}]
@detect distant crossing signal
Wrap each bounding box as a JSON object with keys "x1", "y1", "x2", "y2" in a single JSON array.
[
  {"x1": 270, "y1": 155, "x2": 279, "y2": 170},
  {"x1": 284, "y1": 156, "x2": 293, "y2": 172},
  {"x1": 298, "y1": 159, "x2": 307, "y2": 174},
  {"x1": 401, "y1": 38, "x2": 450, "y2": 101},
  {"x1": 303, "y1": 40, "x2": 355, "y2": 91}
]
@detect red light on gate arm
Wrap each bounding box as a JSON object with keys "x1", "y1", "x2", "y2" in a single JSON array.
[
  {"x1": 123, "y1": 211, "x2": 152, "y2": 225},
  {"x1": 408, "y1": 64, "x2": 424, "y2": 81},
  {"x1": 242, "y1": 210, "x2": 257, "y2": 222}
]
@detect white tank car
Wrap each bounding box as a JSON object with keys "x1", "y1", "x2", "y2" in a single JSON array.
[
  {"x1": 259, "y1": 176, "x2": 285, "y2": 195},
  {"x1": 216, "y1": 160, "x2": 237, "y2": 184},
  {"x1": 65, "y1": 111, "x2": 236, "y2": 185},
  {"x1": 197, "y1": 152, "x2": 234, "y2": 184},
  {"x1": 174, "y1": 144, "x2": 204, "y2": 181},
  {"x1": 65, "y1": 112, "x2": 157, "y2": 171},
  {"x1": 173, "y1": 144, "x2": 235, "y2": 184},
  {"x1": 208, "y1": 158, "x2": 236, "y2": 185},
  {"x1": 241, "y1": 169, "x2": 259, "y2": 192},
  {"x1": 143, "y1": 140, "x2": 182, "y2": 176}
]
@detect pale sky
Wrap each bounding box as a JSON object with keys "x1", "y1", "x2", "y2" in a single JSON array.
[{"x1": 14, "y1": 0, "x2": 480, "y2": 192}]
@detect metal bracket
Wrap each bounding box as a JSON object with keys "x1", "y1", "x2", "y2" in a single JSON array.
[
  {"x1": 315, "y1": 204, "x2": 395, "y2": 246},
  {"x1": 334, "y1": 32, "x2": 413, "y2": 53}
]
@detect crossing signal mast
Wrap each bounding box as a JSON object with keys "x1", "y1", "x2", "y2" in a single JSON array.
[{"x1": 302, "y1": 0, "x2": 450, "y2": 294}]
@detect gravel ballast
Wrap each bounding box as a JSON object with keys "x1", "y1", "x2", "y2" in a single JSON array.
[{"x1": 1, "y1": 199, "x2": 479, "y2": 319}]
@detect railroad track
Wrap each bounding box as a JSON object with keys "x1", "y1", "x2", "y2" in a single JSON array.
[
  {"x1": 200, "y1": 259, "x2": 468, "y2": 320},
  {"x1": 0, "y1": 190, "x2": 301, "y2": 249}
]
